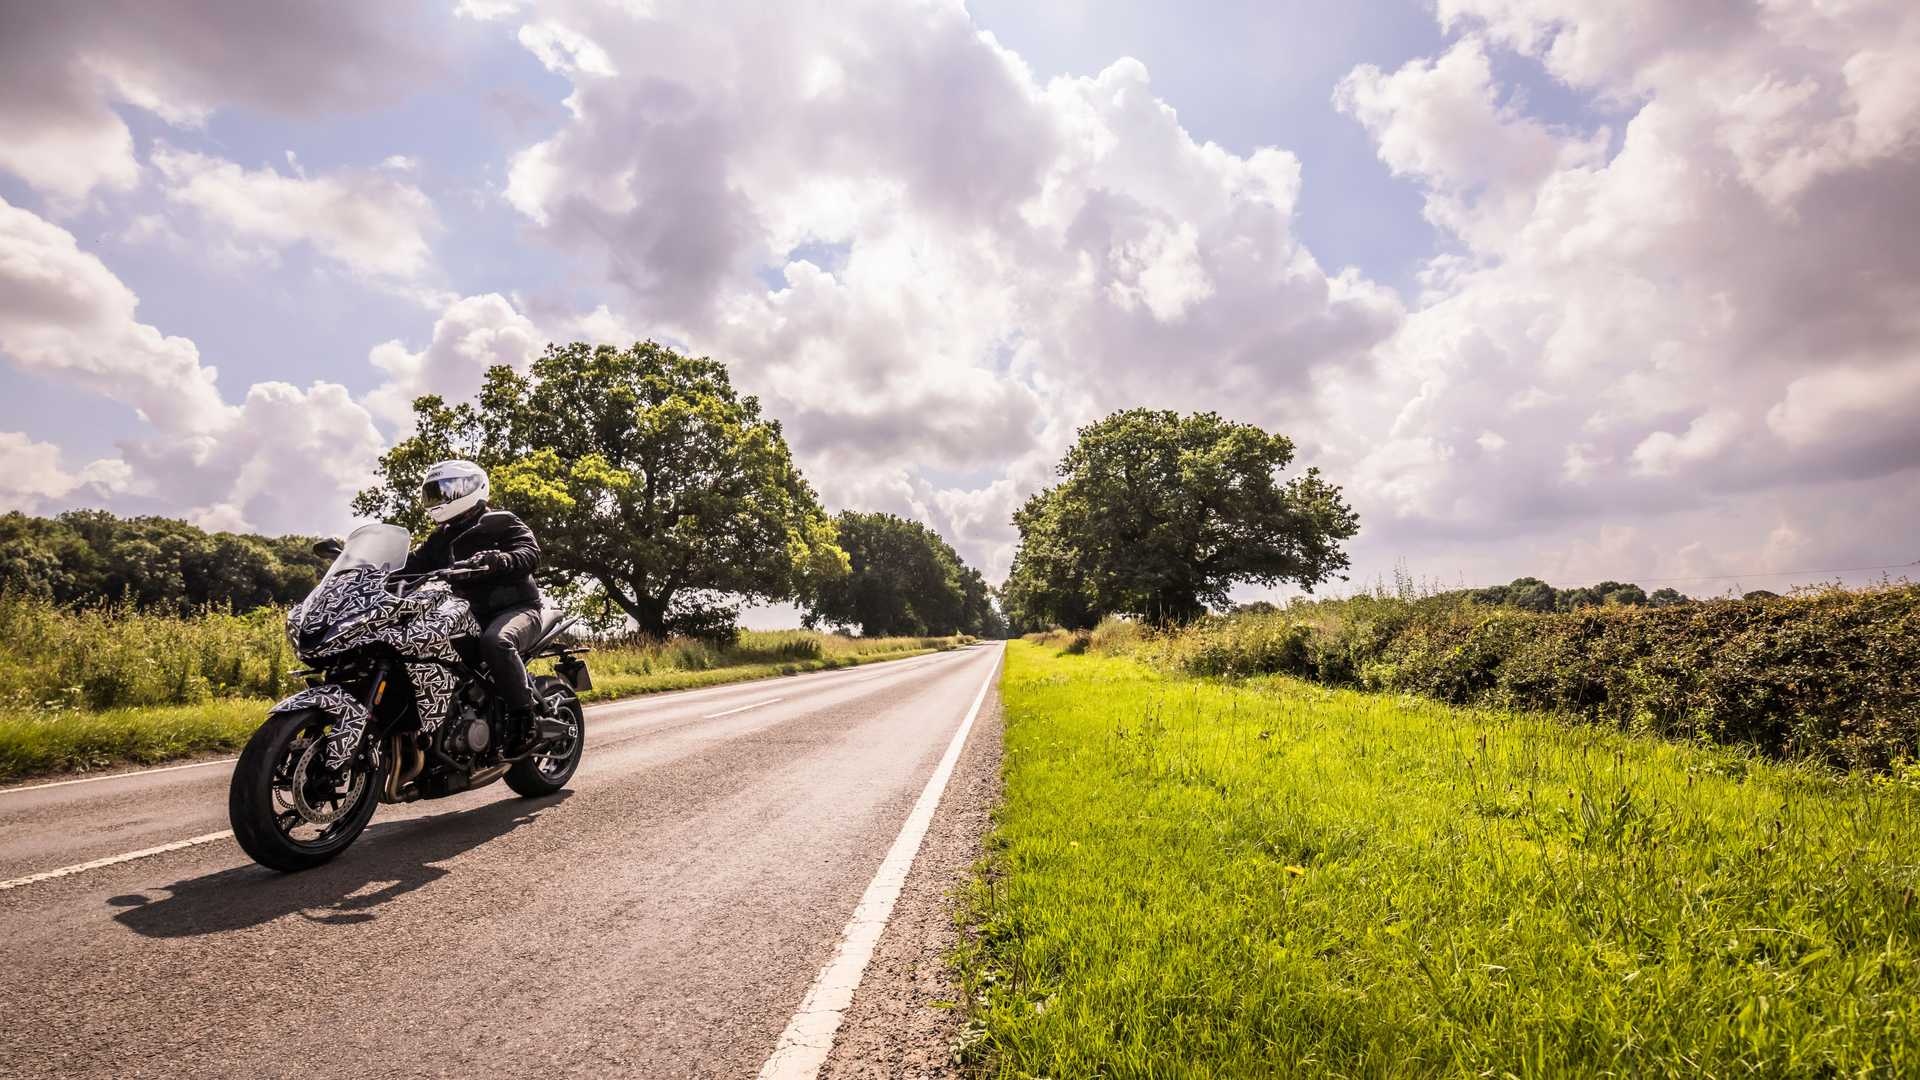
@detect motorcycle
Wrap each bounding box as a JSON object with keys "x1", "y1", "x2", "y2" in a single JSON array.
[{"x1": 228, "y1": 522, "x2": 592, "y2": 872}]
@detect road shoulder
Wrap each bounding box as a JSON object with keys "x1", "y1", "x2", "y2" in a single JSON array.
[{"x1": 821, "y1": 684, "x2": 1004, "y2": 1078}]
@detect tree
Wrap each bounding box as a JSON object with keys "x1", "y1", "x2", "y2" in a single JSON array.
[
  {"x1": 0, "y1": 510, "x2": 327, "y2": 613},
  {"x1": 1556, "y1": 580, "x2": 1649, "y2": 610},
  {"x1": 804, "y1": 511, "x2": 1002, "y2": 637},
  {"x1": 1002, "y1": 409, "x2": 1358, "y2": 628},
  {"x1": 355, "y1": 341, "x2": 847, "y2": 638},
  {"x1": 1647, "y1": 587, "x2": 1689, "y2": 607}
]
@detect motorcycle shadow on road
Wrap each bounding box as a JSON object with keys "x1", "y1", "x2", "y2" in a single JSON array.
[{"x1": 104, "y1": 791, "x2": 572, "y2": 939}]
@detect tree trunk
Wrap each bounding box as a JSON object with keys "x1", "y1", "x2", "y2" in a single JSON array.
[{"x1": 595, "y1": 575, "x2": 672, "y2": 638}]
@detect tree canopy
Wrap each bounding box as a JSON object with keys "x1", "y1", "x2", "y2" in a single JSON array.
[
  {"x1": 0, "y1": 510, "x2": 327, "y2": 613},
  {"x1": 1003, "y1": 409, "x2": 1359, "y2": 629},
  {"x1": 804, "y1": 511, "x2": 1003, "y2": 637},
  {"x1": 355, "y1": 341, "x2": 847, "y2": 638},
  {"x1": 1470, "y1": 577, "x2": 1685, "y2": 612}
]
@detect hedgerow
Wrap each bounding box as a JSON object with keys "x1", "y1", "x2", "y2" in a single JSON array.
[{"x1": 1083, "y1": 584, "x2": 1920, "y2": 768}]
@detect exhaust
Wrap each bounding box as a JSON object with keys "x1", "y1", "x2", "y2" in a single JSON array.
[{"x1": 383, "y1": 733, "x2": 426, "y2": 802}]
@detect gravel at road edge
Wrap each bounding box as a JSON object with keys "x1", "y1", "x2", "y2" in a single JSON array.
[{"x1": 820, "y1": 685, "x2": 1004, "y2": 1079}]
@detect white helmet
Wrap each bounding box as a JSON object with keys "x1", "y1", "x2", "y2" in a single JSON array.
[{"x1": 420, "y1": 460, "x2": 489, "y2": 524}]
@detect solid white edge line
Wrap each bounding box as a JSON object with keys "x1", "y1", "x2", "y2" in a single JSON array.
[
  {"x1": 0, "y1": 830, "x2": 234, "y2": 892},
  {"x1": 0, "y1": 756, "x2": 238, "y2": 797},
  {"x1": 757, "y1": 643, "x2": 1003, "y2": 1080},
  {"x1": 701, "y1": 697, "x2": 784, "y2": 720}
]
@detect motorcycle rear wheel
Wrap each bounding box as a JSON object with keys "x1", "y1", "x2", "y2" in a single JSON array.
[
  {"x1": 229, "y1": 708, "x2": 382, "y2": 872},
  {"x1": 506, "y1": 676, "x2": 584, "y2": 797}
]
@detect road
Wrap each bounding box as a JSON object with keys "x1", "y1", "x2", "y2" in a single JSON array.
[{"x1": 0, "y1": 643, "x2": 1003, "y2": 1079}]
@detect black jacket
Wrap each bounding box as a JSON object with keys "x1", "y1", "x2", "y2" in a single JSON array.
[{"x1": 401, "y1": 504, "x2": 542, "y2": 618}]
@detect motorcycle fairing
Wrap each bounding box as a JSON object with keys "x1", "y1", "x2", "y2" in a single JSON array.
[
  {"x1": 282, "y1": 563, "x2": 485, "y2": 760},
  {"x1": 287, "y1": 573, "x2": 482, "y2": 665},
  {"x1": 269, "y1": 685, "x2": 373, "y2": 771},
  {"x1": 405, "y1": 660, "x2": 462, "y2": 734}
]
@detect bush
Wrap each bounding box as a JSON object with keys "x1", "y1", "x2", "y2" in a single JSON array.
[
  {"x1": 1087, "y1": 617, "x2": 1145, "y2": 656},
  {"x1": 1121, "y1": 584, "x2": 1920, "y2": 768},
  {"x1": 0, "y1": 592, "x2": 295, "y2": 710}
]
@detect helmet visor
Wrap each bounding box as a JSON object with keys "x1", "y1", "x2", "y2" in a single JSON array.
[{"x1": 420, "y1": 473, "x2": 483, "y2": 509}]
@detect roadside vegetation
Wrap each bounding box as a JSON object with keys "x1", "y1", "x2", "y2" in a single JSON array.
[
  {"x1": 956, "y1": 640, "x2": 1920, "y2": 1077},
  {"x1": 0, "y1": 592, "x2": 966, "y2": 781},
  {"x1": 1048, "y1": 583, "x2": 1920, "y2": 769}
]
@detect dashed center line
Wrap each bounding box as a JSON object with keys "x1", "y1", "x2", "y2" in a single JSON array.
[
  {"x1": 0, "y1": 831, "x2": 234, "y2": 892},
  {"x1": 701, "y1": 697, "x2": 784, "y2": 719}
]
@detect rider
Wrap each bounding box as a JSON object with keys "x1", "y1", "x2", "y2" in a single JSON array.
[{"x1": 402, "y1": 460, "x2": 550, "y2": 756}]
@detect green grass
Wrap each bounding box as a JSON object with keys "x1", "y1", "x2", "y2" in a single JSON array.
[
  {"x1": 0, "y1": 619, "x2": 969, "y2": 783},
  {"x1": 0, "y1": 699, "x2": 269, "y2": 778},
  {"x1": 955, "y1": 641, "x2": 1920, "y2": 1078}
]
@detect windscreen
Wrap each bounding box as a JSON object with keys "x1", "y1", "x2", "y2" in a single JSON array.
[{"x1": 319, "y1": 523, "x2": 411, "y2": 587}]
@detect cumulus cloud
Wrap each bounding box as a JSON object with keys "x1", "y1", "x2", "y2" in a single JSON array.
[
  {"x1": 0, "y1": 199, "x2": 384, "y2": 535},
  {"x1": 0, "y1": 196, "x2": 229, "y2": 433},
  {"x1": 5, "y1": 0, "x2": 1916, "y2": 597},
  {"x1": 151, "y1": 145, "x2": 441, "y2": 281},
  {"x1": 366, "y1": 293, "x2": 545, "y2": 426},
  {"x1": 1318, "y1": 0, "x2": 1920, "y2": 585},
  {"x1": 0, "y1": 1, "x2": 442, "y2": 207},
  {"x1": 481, "y1": 0, "x2": 1403, "y2": 576},
  {"x1": 0, "y1": 432, "x2": 129, "y2": 515}
]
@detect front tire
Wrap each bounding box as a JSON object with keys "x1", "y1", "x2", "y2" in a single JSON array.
[
  {"x1": 229, "y1": 709, "x2": 382, "y2": 872},
  {"x1": 507, "y1": 676, "x2": 584, "y2": 797}
]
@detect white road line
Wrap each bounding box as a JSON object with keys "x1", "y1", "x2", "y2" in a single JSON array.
[
  {"x1": 757, "y1": 644, "x2": 1002, "y2": 1080},
  {"x1": 0, "y1": 757, "x2": 237, "y2": 797},
  {"x1": 701, "y1": 697, "x2": 784, "y2": 719},
  {"x1": 0, "y1": 830, "x2": 234, "y2": 892}
]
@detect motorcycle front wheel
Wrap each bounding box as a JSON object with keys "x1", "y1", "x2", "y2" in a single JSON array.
[{"x1": 229, "y1": 708, "x2": 382, "y2": 872}]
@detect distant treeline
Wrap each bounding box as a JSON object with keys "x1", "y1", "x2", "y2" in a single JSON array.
[
  {"x1": 1235, "y1": 576, "x2": 1708, "y2": 617},
  {"x1": 0, "y1": 511, "x2": 328, "y2": 614}
]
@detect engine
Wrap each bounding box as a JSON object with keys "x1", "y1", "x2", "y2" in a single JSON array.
[{"x1": 445, "y1": 699, "x2": 492, "y2": 757}]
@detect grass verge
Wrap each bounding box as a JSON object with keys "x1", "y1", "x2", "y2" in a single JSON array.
[
  {"x1": 954, "y1": 641, "x2": 1920, "y2": 1077},
  {"x1": 0, "y1": 635, "x2": 966, "y2": 783}
]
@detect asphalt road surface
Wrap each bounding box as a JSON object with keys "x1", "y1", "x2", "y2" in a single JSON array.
[{"x1": 0, "y1": 643, "x2": 1003, "y2": 1079}]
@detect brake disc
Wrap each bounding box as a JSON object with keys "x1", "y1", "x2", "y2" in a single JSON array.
[{"x1": 289, "y1": 738, "x2": 364, "y2": 826}]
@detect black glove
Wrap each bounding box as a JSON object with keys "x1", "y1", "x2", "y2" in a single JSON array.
[
  {"x1": 448, "y1": 556, "x2": 487, "y2": 573},
  {"x1": 473, "y1": 550, "x2": 509, "y2": 570}
]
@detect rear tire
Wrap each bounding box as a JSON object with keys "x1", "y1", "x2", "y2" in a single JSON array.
[
  {"x1": 507, "y1": 676, "x2": 583, "y2": 797},
  {"x1": 229, "y1": 709, "x2": 382, "y2": 873}
]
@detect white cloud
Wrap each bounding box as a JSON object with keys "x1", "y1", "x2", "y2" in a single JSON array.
[
  {"x1": 488, "y1": 0, "x2": 1403, "y2": 576},
  {"x1": 0, "y1": 196, "x2": 229, "y2": 433},
  {"x1": 367, "y1": 293, "x2": 546, "y2": 427},
  {"x1": 0, "y1": 2, "x2": 442, "y2": 206},
  {"x1": 0, "y1": 199, "x2": 384, "y2": 535},
  {"x1": 5, "y1": 0, "x2": 1917, "y2": 600},
  {"x1": 151, "y1": 145, "x2": 440, "y2": 281},
  {"x1": 1316, "y1": 0, "x2": 1920, "y2": 584},
  {"x1": 0, "y1": 433, "x2": 129, "y2": 515}
]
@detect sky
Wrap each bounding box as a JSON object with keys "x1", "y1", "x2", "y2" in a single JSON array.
[{"x1": 2, "y1": 0, "x2": 1917, "y2": 609}]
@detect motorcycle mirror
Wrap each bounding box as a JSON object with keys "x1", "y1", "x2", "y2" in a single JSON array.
[{"x1": 312, "y1": 537, "x2": 344, "y2": 558}]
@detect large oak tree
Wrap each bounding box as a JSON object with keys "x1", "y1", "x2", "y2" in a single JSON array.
[
  {"x1": 355, "y1": 341, "x2": 847, "y2": 638},
  {"x1": 1002, "y1": 409, "x2": 1358, "y2": 628}
]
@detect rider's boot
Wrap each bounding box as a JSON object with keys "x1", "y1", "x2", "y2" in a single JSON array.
[{"x1": 503, "y1": 707, "x2": 540, "y2": 758}]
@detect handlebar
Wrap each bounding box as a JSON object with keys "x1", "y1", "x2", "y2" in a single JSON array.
[{"x1": 389, "y1": 566, "x2": 488, "y2": 591}]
